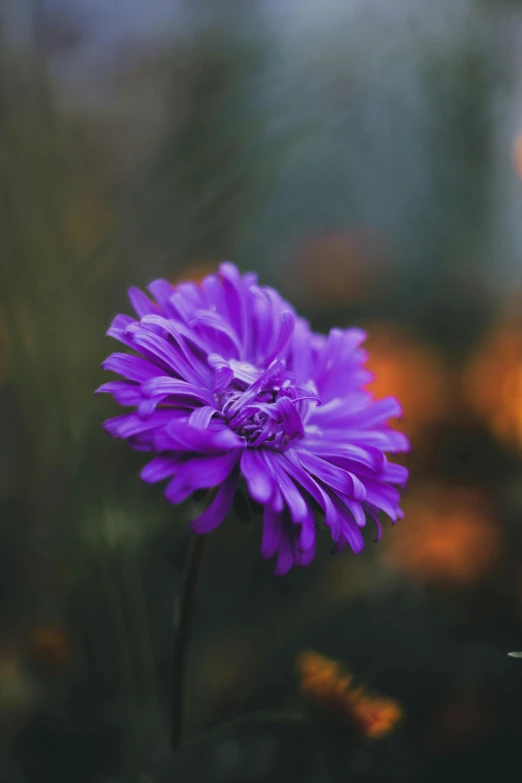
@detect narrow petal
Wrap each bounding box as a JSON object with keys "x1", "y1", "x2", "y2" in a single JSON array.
[
  {"x1": 147, "y1": 279, "x2": 176, "y2": 314},
  {"x1": 339, "y1": 497, "x2": 366, "y2": 528},
  {"x1": 290, "y1": 317, "x2": 313, "y2": 383},
  {"x1": 128, "y1": 287, "x2": 160, "y2": 317},
  {"x1": 140, "y1": 313, "x2": 209, "y2": 356},
  {"x1": 188, "y1": 406, "x2": 220, "y2": 429},
  {"x1": 129, "y1": 330, "x2": 204, "y2": 386},
  {"x1": 295, "y1": 539, "x2": 316, "y2": 567},
  {"x1": 166, "y1": 420, "x2": 242, "y2": 452},
  {"x1": 274, "y1": 529, "x2": 295, "y2": 575},
  {"x1": 95, "y1": 381, "x2": 142, "y2": 406},
  {"x1": 170, "y1": 282, "x2": 205, "y2": 323},
  {"x1": 381, "y1": 462, "x2": 409, "y2": 486},
  {"x1": 332, "y1": 494, "x2": 365, "y2": 553},
  {"x1": 346, "y1": 429, "x2": 410, "y2": 453},
  {"x1": 367, "y1": 509, "x2": 383, "y2": 541},
  {"x1": 201, "y1": 273, "x2": 228, "y2": 318},
  {"x1": 102, "y1": 353, "x2": 161, "y2": 383},
  {"x1": 138, "y1": 396, "x2": 167, "y2": 419},
  {"x1": 190, "y1": 471, "x2": 238, "y2": 533},
  {"x1": 266, "y1": 453, "x2": 309, "y2": 522},
  {"x1": 265, "y1": 311, "x2": 295, "y2": 364},
  {"x1": 189, "y1": 310, "x2": 243, "y2": 358},
  {"x1": 354, "y1": 397, "x2": 403, "y2": 428},
  {"x1": 298, "y1": 508, "x2": 316, "y2": 552},
  {"x1": 106, "y1": 314, "x2": 137, "y2": 348},
  {"x1": 241, "y1": 449, "x2": 274, "y2": 504},
  {"x1": 140, "y1": 456, "x2": 180, "y2": 483},
  {"x1": 332, "y1": 510, "x2": 365, "y2": 554},
  {"x1": 275, "y1": 396, "x2": 304, "y2": 440},
  {"x1": 164, "y1": 476, "x2": 193, "y2": 504},
  {"x1": 364, "y1": 481, "x2": 401, "y2": 521},
  {"x1": 296, "y1": 451, "x2": 367, "y2": 501},
  {"x1": 219, "y1": 261, "x2": 246, "y2": 346},
  {"x1": 251, "y1": 286, "x2": 275, "y2": 364},
  {"x1": 141, "y1": 377, "x2": 213, "y2": 405},
  {"x1": 278, "y1": 450, "x2": 340, "y2": 538},
  {"x1": 208, "y1": 354, "x2": 235, "y2": 392},
  {"x1": 299, "y1": 439, "x2": 377, "y2": 469},
  {"x1": 103, "y1": 411, "x2": 173, "y2": 439},
  {"x1": 165, "y1": 450, "x2": 241, "y2": 503},
  {"x1": 261, "y1": 508, "x2": 283, "y2": 559}
]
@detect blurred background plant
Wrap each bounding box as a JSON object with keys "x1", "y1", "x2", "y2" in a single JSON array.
[{"x1": 2, "y1": 0, "x2": 522, "y2": 781}]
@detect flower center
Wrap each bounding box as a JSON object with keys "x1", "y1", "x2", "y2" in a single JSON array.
[
  {"x1": 213, "y1": 358, "x2": 318, "y2": 450},
  {"x1": 222, "y1": 388, "x2": 302, "y2": 449}
]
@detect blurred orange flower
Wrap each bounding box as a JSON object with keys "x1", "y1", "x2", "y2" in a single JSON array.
[
  {"x1": 296, "y1": 650, "x2": 403, "y2": 739},
  {"x1": 286, "y1": 231, "x2": 387, "y2": 307},
  {"x1": 171, "y1": 262, "x2": 219, "y2": 287},
  {"x1": 28, "y1": 625, "x2": 71, "y2": 666},
  {"x1": 383, "y1": 484, "x2": 502, "y2": 585},
  {"x1": 463, "y1": 318, "x2": 522, "y2": 452},
  {"x1": 365, "y1": 325, "x2": 450, "y2": 440}
]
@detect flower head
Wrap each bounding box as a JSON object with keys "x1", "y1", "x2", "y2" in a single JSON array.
[
  {"x1": 296, "y1": 650, "x2": 404, "y2": 739},
  {"x1": 97, "y1": 263, "x2": 409, "y2": 573}
]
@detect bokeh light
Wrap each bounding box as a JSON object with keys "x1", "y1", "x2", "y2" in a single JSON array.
[
  {"x1": 383, "y1": 483, "x2": 503, "y2": 586},
  {"x1": 365, "y1": 325, "x2": 451, "y2": 441},
  {"x1": 463, "y1": 315, "x2": 522, "y2": 452},
  {"x1": 296, "y1": 650, "x2": 403, "y2": 740}
]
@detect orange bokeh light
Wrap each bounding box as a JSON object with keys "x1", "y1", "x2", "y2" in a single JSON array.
[
  {"x1": 296, "y1": 650, "x2": 403, "y2": 740},
  {"x1": 463, "y1": 319, "x2": 522, "y2": 452},
  {"x1": 383, "y1": 484, "x2": 502, "y2": 585},
  {"x1": 365, "y1": 325, "x2": 450, "y2": 439}
]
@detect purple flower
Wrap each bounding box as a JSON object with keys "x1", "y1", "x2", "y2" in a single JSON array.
[{"x1": 97, "y1": 263, "x2": 409, "y2": 574}]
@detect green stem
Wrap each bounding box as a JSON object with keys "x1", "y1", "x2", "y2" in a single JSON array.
[{"x1": 170, "y1": 533, "x2": 206, "y2": 750}]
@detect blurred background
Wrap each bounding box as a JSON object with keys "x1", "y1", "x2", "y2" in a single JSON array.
[{"x1": 2, "y1": 0, "x2": 522, "y2": 780}]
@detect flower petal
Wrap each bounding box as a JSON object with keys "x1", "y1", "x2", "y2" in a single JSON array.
[
  {"x1": 140, "y1": 456, "x2": 180, "y2": 483},
  {"x1": 240, "y1": 449, "x2": 274, "y2": 504},
  {"x1": 265, "y1": 452, "x2": 309, "y2": 522},
  {"x1": 274, "y1": 529, "x2": 295, "y2": 575},
  {"x1": 95, "y1": 381, "x2": 142, "y2": 406},
  {"x1": 102, "y1": 353, "x2": 162, "y2": 383},
  {"x1": 190, "y1": 471, "x2": 238, "y2": 533},
  {"x1": 166, "y1": 420, "x2": 242, "y2": 452},
  {"x1": 295, "y1": 450, "x2": 366, "y2": 501},
  {"x1": 141, "y1": 377, "x2": 213, "y2": 405},
  {"x1": 260, "y1": 507, "x2": 281, "y2": 558},
  {"x1": 188, "y1": 406, "x2": 220, "y2": 429},
  {"x1": 265, "y1": 311, "x2": 295, "y2": 364},
  {"x1": 165, "y1": 450, "x2": 241, "y2": 503},
  {"x1": 128, "y1": 287, "x2": 160, "y2": 318}
]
